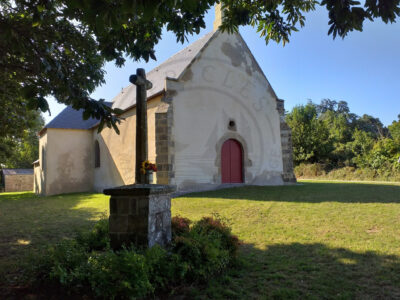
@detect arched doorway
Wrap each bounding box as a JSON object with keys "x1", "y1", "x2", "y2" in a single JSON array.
[{"x1": 221, "y1": 139, "x2": 243, "y2": 183}]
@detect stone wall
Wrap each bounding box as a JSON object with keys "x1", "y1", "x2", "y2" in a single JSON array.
[
  {"x1": 277, "y1": 99, "x2": 297, "y2": 183},
  {"x1": 5, "y1": 174, "x2": 33, "y2": 192},
  {"x1": 155, "y1": 94, "x2": 174, "y2": 185},
  {"x1": 105, "y1": 184, "x2": 174, "y2": 248}
]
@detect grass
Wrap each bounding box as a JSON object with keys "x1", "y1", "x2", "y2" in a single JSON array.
[
  {"x1": 1, "y1": 180, "x2": 400, "y2": 298},
  {"x1": 172, "y1": 180, "x2": 400, "y2": 299},
  {"x1": 0, "y1": 192, "x2": 109, "y2": 288}
]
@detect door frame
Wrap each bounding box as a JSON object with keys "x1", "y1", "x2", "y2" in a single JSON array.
[
  {"x1": 214, "y1": 132, "x2": 252, "y2": 184},
  {"x1": 221, "y1": 138, "x2": 244, "y2": 183}
]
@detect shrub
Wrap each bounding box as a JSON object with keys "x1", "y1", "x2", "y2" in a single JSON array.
[
  {"x1": 193, "y1": 217, "x2": 240, "y2": 257},
  {"x1": 171, "y1": 216, "x2": 191, "y2": 236},
  {"x1": 76, "y1": 217, "x2": 110, "y2": 251},
  {"x1": 173, "y1": 216, "x2": 240, "y2": 282},
  {"x1": 48, "y1": 239, "x2": 89, "y2": 288},
  {"x1": 87, "y1": 248, "x2": 152, "y2": 299},
  {"x1": 294, "y1": 163, "x2": 326, "y2": 178},
  {"x1": 144, "y1": 245, "x2": 186, "y2": 290},
  {"x1": 294, "y1": 163, "x2": 400, "y2": 182},
  {"x1": 30, "y1": 215, "x2": 240, "y2": 299}
]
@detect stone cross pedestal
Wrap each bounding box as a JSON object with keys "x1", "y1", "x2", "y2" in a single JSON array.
[{"x1": 104, "y1": 184, "x2": 175, "y2": 249}]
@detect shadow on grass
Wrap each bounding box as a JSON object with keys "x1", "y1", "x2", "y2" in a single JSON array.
[
  {"x1": 0, "y1": 192, "x2": 108, "y2": 286},
  {"x1": 180, "y1": 182, "x2": 400, "y2": 203},
  {"x1": 200, "y1": 242, "x2": 400, "y2": 299}
]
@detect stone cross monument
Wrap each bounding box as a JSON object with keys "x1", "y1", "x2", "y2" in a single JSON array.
[
  {"x1": 104, "y1": 68, "x2": 175, "y2": 249},
  {"x1": 129, "y1": 68, "x2": 152, "y2": 184}
]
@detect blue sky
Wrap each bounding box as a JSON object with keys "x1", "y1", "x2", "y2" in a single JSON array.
[{"x1": 45, "y1": 5, "x2": 400, "y2": 126}]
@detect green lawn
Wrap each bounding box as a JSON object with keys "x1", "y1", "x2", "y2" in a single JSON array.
[
  {"x1": 1, "y1": 180, "x2": 400, "y2": 299},
  {"x1": 0, "y1": 192, "x2": 109, "y2": 288}
]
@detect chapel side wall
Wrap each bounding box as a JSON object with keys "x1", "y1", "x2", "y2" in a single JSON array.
[
  {"x1": 93, "y1": 96, "x2": 162, "y2": 192},
  {"x1": 45, "y1": 129, "x2": 93, "y2": 195},
  {"x1": 171, "y1": 32, "x2": 284, "y2": 191},
  {"x1": 34, "y1": 132, "x2": 47, "y2": 195}
]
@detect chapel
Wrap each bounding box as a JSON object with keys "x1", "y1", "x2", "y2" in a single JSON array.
[{"x1": 34, "y1": 5, "x2": 296, "y2": 196}]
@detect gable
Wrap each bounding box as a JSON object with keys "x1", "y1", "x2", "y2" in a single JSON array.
[
  {"x1": 178, "y1": 31, "x2": 278, "y2": 101},
  {"x1": 170, "y1": 31, "x2": 284, "y2": 187}
]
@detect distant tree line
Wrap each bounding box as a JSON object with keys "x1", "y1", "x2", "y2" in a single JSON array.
[{"x1": 286, "y1": 99, "x2": 400, "y2": 180}]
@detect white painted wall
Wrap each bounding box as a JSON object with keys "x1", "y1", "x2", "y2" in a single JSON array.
[
  {"x1": 92, "y1": 96, "x2": 161, "y2": 192},
  {"x1": 171, "y1": 32, "x2": 284, "y2": 190},
  {"x1": 44, "y1": 129, "x2": 93, "y2": 195}
]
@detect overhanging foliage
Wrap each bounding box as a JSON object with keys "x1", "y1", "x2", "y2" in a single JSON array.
[{"x1": 1, "y1": 0, "x2": 399, "y2": 132}]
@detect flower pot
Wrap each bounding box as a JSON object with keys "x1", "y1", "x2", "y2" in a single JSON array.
[{"x1": 148, "y1": 170, "x2": 153, "y2": 184}]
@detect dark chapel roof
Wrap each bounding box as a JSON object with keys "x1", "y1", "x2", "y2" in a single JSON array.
[
  {"x1": 44, "y1": 102, "x2": 112, "y2": 131},
  {"x1": 43, "y1": 31, "x2": 215, "y2": 132}
]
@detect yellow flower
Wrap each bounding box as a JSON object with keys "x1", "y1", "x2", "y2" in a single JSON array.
[{"x1": 141, "y1": 160, "x2": 151, "y2": 174}]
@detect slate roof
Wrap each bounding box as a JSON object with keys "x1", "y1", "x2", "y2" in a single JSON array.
[
  {"x1": 112, "y1": 31, "x2": 215, "y2": 110},
  {"x1": 2, "y1": 169, "x2": 33, "y2": 175},
  {"x1": 43, "y1": 31, "x2": 215, "y2": 131},
  {"x1": 45, "y1": 102, "x2": 112, "y2": 130}
]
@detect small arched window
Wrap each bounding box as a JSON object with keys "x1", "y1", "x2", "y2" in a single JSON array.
[{"x1": 94, "y1": 140, "x2": 100, "y2": 168}]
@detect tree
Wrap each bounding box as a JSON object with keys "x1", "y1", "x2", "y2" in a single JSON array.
[
  {"x1": 0, "y1": 107, "x2": 44, "y2": 168},
  {"x1": 287, "y1": 99, "x2": 399, "y2": 176},
  {"x1": 0, "y1": 92, "x2": 44, "y2": 164},
  {"x1": 286, "y1": 102, "x2": 332, "y2": 164},
  {"x1": 388, "y1": 115, "x2": 400, "y2": 144},
  {"x1": 1, "y1": 0, "x2": 399, "y2": 131},
  {"x1": 355, "y1": 114, "x2": 388, "y2": 138},
  {"x1": 349, "y1": 129, "x2": 376, "y2": 167}
]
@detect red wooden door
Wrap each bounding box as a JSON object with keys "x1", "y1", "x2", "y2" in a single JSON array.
[{"x1": 221, "y1": 139, "x2": 243, "y2": 183}]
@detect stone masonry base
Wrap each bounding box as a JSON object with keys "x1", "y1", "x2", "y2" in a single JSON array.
[{"x1": 104, "y1": 184, "x2": 176, "y2": 249}]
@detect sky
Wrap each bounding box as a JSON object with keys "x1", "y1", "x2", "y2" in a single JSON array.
[{"x1": 45, "y1": 5, "x2": 400, "y2": 126}]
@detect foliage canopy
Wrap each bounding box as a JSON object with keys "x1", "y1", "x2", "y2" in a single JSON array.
[
  {"x1": 1, "y1": 0, "x2": 399, "y2": 131},
  {"x1": 286, "y1": 99, "x2": 400, "y2": 175}
]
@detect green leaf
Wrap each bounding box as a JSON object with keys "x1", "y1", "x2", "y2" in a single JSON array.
[
  {"x1": 112, "y1": 108, "x2": 124, "y2": 115},
  {"x1": 111, "y1": 121, "x2": 120, "y2": 135},
  {"x1": 98, "y1": 120, "x2": 105, "y2": 133},
  {"x1": 37, "y1": 5, "x2": 45, "y2": 12},
  {"x1": 82, "y1": 110, "x2": 91, "y2": 120}
]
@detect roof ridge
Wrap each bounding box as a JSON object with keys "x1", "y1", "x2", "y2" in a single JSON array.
[{"x1": 147, "y1": 31, "x2": 215, "y2": 76}]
